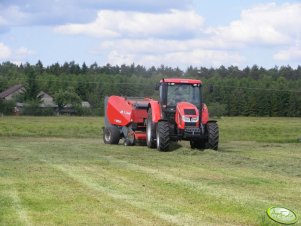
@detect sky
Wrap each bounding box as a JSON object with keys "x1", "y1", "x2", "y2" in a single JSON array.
[{"x1": 0, "y1": 0, "x2": 301, "y2": 69}]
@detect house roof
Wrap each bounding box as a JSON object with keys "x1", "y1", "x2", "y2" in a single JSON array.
[
  {"x1": 0, "y1": 84, "x2": 24, "y2": 99},
  {"x1": 38, "y1": 91, "x2": 53, "y2": 99},
  {"x1": 82, "y1": 101, "x2": 91, "y2": 108}
]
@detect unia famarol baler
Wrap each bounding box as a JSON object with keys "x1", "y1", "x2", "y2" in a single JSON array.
[{"x1": 103, "y1": 78, "x2": 219, "y2": 151}]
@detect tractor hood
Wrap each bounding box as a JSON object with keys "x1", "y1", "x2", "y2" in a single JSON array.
[{"x1": 175, "y1": 102, "x2": 199, "y2": 129}]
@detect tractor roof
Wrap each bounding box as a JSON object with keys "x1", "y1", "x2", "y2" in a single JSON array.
[{"x1": 160, "y1": 78, "x2": 202, "y2": 85}]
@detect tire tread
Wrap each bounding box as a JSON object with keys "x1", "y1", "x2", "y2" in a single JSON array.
[
  {"x1": 206, "y1": 122, "x2": 219, "y2": 150},
  {"x1": 157, "y1": 121, "x2": 170, "y2": 151},
  {"x1": 147, "y1": 110, "x2": 156, "y2": 148}
]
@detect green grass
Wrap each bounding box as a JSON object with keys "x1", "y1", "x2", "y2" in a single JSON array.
[
  {"x1": 219, "y1": 117, "x2": 301, "y2": 143},
  {"x1": 0, "y1": 116, "x2": 300, "y2": 225},
  {"x1": 0, "y1": 116, "x2": 102, "y2": 138}
]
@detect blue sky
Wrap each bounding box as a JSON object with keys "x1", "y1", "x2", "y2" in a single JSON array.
[{"x1": 0, "y1": 0, "x2": 300, "y2": 68}]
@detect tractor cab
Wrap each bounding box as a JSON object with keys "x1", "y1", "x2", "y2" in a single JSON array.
[
  {"x1": 158, "y1": 78, "x2": 202, "y2": 123},
  {"x1": 167, "y1": 83, "x2": 200, "y2": 107}
]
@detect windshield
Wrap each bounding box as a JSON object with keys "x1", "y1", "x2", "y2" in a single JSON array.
[{"x1": 167, "y1": 84, "x2": 201, "y2": 107}]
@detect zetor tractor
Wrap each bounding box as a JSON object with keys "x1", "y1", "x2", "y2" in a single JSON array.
[{"x1": 103, "y1": 78, "x2": 219, "y2": 151}]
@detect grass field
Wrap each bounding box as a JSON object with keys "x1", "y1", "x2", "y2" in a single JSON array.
[{"x1": 0, "y1": 116, "x2": 300, "y2": 225}]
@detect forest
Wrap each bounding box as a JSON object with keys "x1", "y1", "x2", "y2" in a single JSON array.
[{"x1": 0, "y1": 61, "x2": 301, "y2": 117}]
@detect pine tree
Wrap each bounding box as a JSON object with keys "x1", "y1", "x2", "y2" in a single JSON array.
[{"x1": 23, "y1": 65, "x2": 40, "y2": 102}]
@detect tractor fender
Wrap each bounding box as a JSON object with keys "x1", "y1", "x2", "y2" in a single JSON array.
[
  {"x1": 148, "y1": 100, "x2": 162, "y2": 123},
  {"x1": 201, "y1": 103, "x2": 209, "y2": 124}
]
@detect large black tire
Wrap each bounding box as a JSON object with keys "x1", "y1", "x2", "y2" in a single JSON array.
[
  {"x1": 190, "y1": 140, "x2": 206, "y2": 150},
  {"x1": 146, "y1": 110, "x2": 156, "y2": 148},
  {"x1": 103, "y1": 126, "x2": 120, "y2": 144},
  {"x1": 156, "y1": 121, "x2": 170, "y2": 151},
  {"x1": 206, "y1": 122, "x2": 219, "y2": 150}
]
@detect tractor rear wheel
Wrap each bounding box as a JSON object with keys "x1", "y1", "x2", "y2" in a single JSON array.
[
  {"x1": 103, "y1": 126, "x2": 120, "y2": 144},
  {"x1": 156, "y1": 121, "x2": 170, "y2": 151},
  {"x1": 146, "y1": 110, "x2": 156, "y2": 148},
  {"x1": 206, "y1": 122, "x2": 219, "y2": 150}
]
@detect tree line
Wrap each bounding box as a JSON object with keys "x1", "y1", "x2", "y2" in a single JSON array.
[{"x1": 0, "y1": 61, "x2": 300, "y2": 117}]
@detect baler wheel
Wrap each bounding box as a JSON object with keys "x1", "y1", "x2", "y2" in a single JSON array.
[
  {"x1": 206, "y1": 122, "x2": 219, "y2": 150},
  {"x1": 156, "y1": 121, "x2": 170, "y2": 151},
  {"x1": 103, "y1": 126, "x2": 120, "y2": 144},
  {"x1": 146, "y1": 110, "x2": 156, "y2": 148}
]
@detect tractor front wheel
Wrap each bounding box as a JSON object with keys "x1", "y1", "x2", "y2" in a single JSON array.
[
  {"x1": 146, "y1": 110, "x2": 156, "y2": 148},
  {"x1": 103, "y1": 126, "x2": 120, "y2": 144},
  {"x1": 156, "y1": 121, "x2": 170, "y2": 151},
  {"x1": 206, "y1": 122, "x2": 219, "y2": 150},
  {"x1": 190, "y1": 140, "x2": 206, "y2": 150}
]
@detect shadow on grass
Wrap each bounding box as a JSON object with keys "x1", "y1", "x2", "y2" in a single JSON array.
[
  {"x1": 167, "y1": 142, "x2": 182, "y2": 152},
  {"x1": 218, "y1": 146, "x2": 238, "y2": 153}
]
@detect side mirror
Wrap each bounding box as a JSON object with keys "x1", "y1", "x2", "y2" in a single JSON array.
[{"x1": 155, "y1": 83, "x2": 160, "y2": 91}]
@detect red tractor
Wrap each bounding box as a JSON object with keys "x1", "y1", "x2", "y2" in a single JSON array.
[{"x1": 103, "y1": 78, "x2": 219, "y2": 151}]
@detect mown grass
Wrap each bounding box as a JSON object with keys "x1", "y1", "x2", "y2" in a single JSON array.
[
  {"x1": 0, "y1": 116, "x2": 300, "y2": 225},
  {"x1": 0, "y1": 116, "x2": 300, "y2": 142},
  {"x1": 219, "y1": 117, "x2": 301, "y2": 143},
  {"x1": 0, "y1": 116, "x2": 102, "y2": 138}
]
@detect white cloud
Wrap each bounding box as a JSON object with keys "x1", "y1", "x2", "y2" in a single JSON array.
[
  {"x1": 56, "y1": 7, "x2": 241, "y2": 67},
  {"x1": 274, "y1": 47, "x2": 301, "y2": 61},
  {"x1": 14, "y1": 47, "x2": 34, "y2": 58},
  {"x1": 99, "y1": 38, "x2": 244, "y2": 67},
  {"x1": 0, "y1": 16, "x2": 7, "y2": 26},
  {"x1": 209, "y1": 3, "x2": 301, "y2": 46},
  {"x1": 0, "y1": 5, "x2": 30, "y2": 26},
  {"x1": 0, "y1": 43, "x2": 34, "y2": 62},
  {"x1": 1, "y1": 0, "x2": 193, "y2": 25},
  {"x1": 55, "y1": 9, "x2": 204, "y2": 38},
  {"x1": 100, "y1": 38, "x2": 241, "y2": 54},
  {"x1": 107, "y1": 48, "x2": 244, "y2": 68},
  {"x1": 0, "y1": 43, "x2": 11, "y2": 59},
  {"x1": 54, "y1": 3, "x2": 301, "y2": 67},
  {"x1": 2, "y1": 1, "x2": 300, "y2": 67}
]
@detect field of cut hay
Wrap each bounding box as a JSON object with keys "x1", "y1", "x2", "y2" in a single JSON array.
[{"x1": 0, "y1": 116, "x2": 300, "y2": 225}]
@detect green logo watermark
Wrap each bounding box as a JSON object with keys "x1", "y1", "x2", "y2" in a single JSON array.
[{"x1": 266, "y1": 207, "x2": 298, "y2": 225}]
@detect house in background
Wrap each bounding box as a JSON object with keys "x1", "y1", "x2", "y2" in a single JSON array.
[
  {"x1": 0, "y1": 84, "x2": 91, "y2": 115},
  {"x1": 0, "y1": 84, "x2": 25, "y2": 100},
  {"x1": 0, "y1": 84, "x2": 26, "y2": 115},
  {"x1": 38, "y1": 91, "x2": 57, "y2": 108},
  {"x1": 81, "y1": 101, "x2": 91, "y2": 108},
  {"x1": 58, "y1": 101, "x2": 91, "y2": 115}
]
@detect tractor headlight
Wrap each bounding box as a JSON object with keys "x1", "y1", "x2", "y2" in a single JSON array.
[
  {"x1": 182, "y1": 116, "x2": 199, "y2": 122},
  {"x1": 182, "y1": 115, "x2": 199, "y2": 122},
  {"x1": 191, "y1": 116, "x2": 199, "y2": 122},
  {"x1": 182, "y1": 116, "x2": 190, "y2": 122}
]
